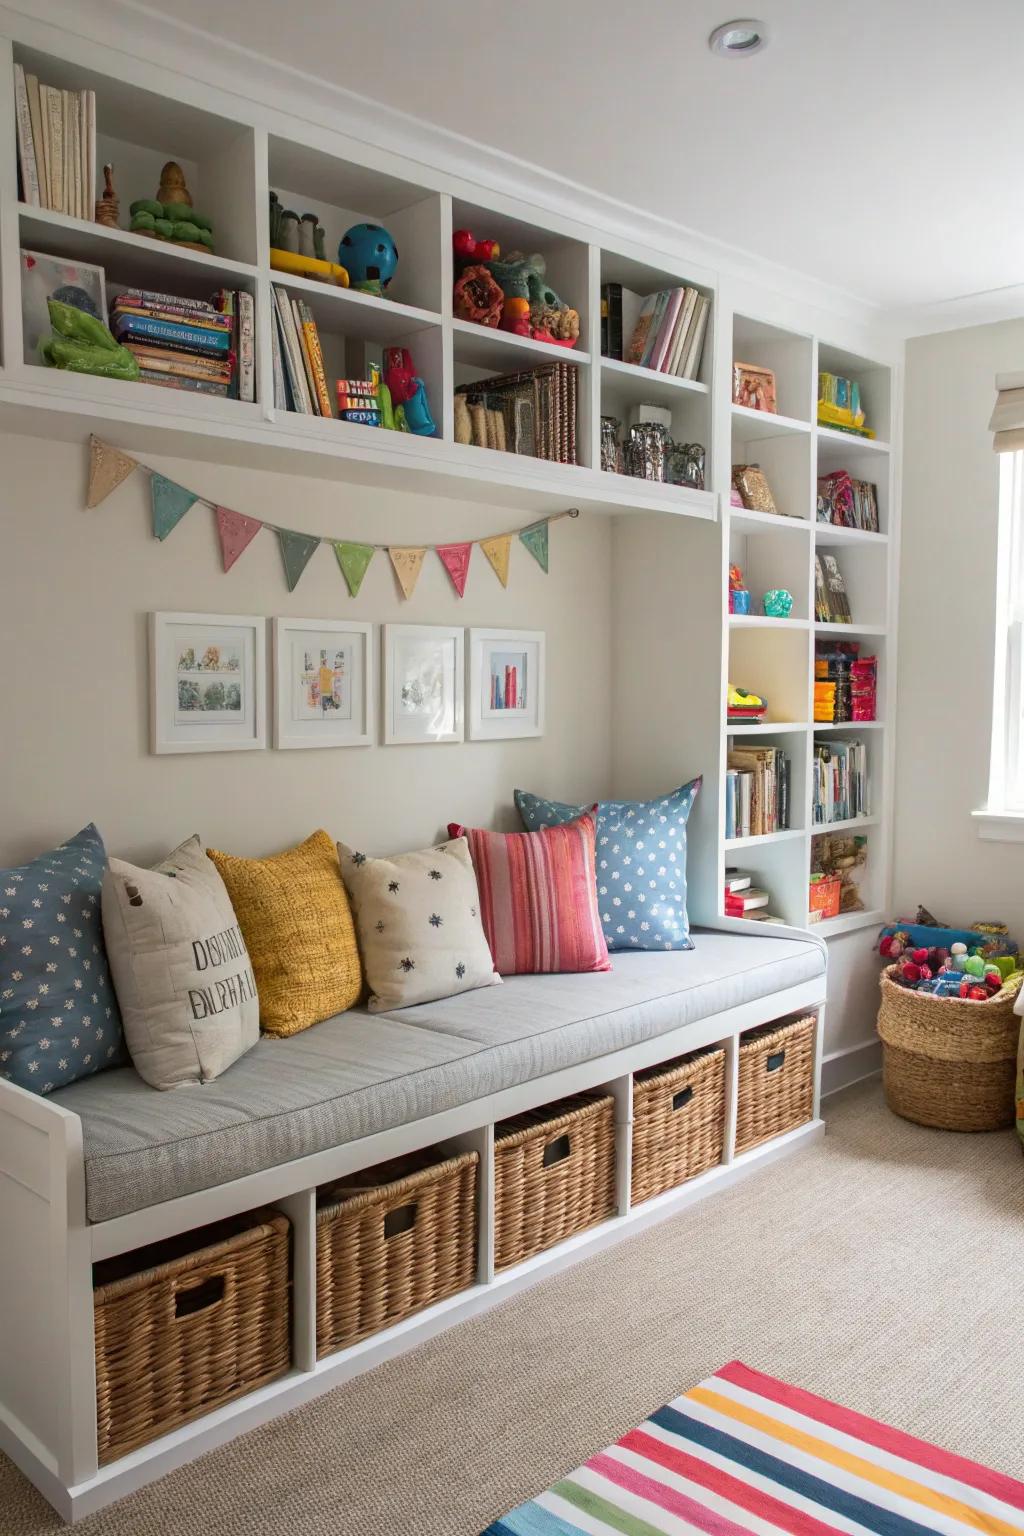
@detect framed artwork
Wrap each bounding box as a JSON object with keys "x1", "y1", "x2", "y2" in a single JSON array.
[
  {"x1": 273, "y1": 618, "x2": 372, "y2": 749},
  {"x1": 150, "y1": 612, "x2": 266, "y2": 755},
  {"x1": 732, "y1": 361, "x2": 777, "y2": 414},
  {"x1": 383, "y1": 624, "x2": 464, "y2": 745},
  {"x1": 468, "y1": 627, "x2": 545, "y2": 740},
  {"x1": 21, "y1": 249, "x2": 107, "y2": 365}
]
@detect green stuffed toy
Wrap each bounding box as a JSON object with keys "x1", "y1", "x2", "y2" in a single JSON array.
[{"x1": 41, "y1": 298, "x2": 140, "y2": 381}]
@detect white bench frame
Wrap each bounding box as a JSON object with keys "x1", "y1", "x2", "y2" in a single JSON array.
[{"x1": 0, "y1": 923, "x2": 826, "y2": 1523}]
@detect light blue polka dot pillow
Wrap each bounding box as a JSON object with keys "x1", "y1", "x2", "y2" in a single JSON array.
[{"x1": 514, "y1": 778, "x2": 701, "y2": 952}]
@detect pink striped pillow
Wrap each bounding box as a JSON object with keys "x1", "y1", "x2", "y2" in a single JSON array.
[{"x1": 448, "y1": 811, "x2": 611, "y2": 976}]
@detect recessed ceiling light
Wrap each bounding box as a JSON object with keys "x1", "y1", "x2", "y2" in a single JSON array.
[{"x1": 709, "y1": 18, "x2": 768, "y2": 56}]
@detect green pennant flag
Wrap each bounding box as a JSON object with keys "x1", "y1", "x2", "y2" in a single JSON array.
[
  {"x1": 519, "y1": 519, "x2": 549, "y2": 573},
  {"x1": 333, "y1": 541, "x2": 375, "y2": 597},
  {"x1": 150, "y1": 473, "x2": 197, "y2": 541},
  {"x1": 277, "y1": 528, "x2": 321, "y2": 591}
]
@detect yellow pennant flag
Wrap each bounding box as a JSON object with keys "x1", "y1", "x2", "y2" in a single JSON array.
[
  {"x1": 479, "y1": 533, "x2": 511, "y2": 587},
  {"x1": 388, "y1": 546, "x2": 427, "y2": 600},
  {"x1": 86, "y1": 435, "x2": 138, "y2": 508}
]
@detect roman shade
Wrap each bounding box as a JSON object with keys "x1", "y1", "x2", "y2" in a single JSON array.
[{"x1": 990, "y1": 372, "x2": 1024, "y2": 451}]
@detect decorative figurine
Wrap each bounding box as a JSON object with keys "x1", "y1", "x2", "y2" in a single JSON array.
[
  {"x1": 728, "y1": 563, "x2": 751, "y2": 615},
  {"x1": 453, "y1": 264, "x2": 504, "y2": 327},
  {"x1": 129, "y1": 161, "x2": 214, "y2": 251},
  {"x1": 156, "y1": 160, "x2": 191, "y2": 207},
  {"x1": 41, "y1": 297, "x2": 139, "y2": 381},
  {"x1": 94, "y1": 163, "x2": 119, "y2": 229},
  {"x1": 763, "y1": 589, "x2": 794, "y2": 618},
  {"x1": 482, "y1": 250, "x2": 580, "y2": 345},
  {"x1": 453, "y1": 228, "x2": 500, "y2": 265},
  {"x1": 600, "y1": 416, "x2": 623, "y2": 475},
  {"x1": 338, "y1": 223, "x2": 398, "y2": 295}
]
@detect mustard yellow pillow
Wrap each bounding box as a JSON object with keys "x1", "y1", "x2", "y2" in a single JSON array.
[{"x1": 207, "y1": 830, "x2": 361, "y2": 1036}]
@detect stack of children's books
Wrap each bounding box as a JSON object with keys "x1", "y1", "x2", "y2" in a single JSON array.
[
  {"x1": 813, "y1": 739, "x2": 869, "y2": 823},
  {"x1": 724, "y1": 869, "x2": 784, "y2": 924},
  {"x1": 111, "y1": 288, "x2": 252, "y2": 399}
]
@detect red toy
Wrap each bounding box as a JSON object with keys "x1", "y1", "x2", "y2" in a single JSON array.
[
  {"x1": 383, "y1": 346, "x2": 417, "y2": 406},
  {"x1": 453, "y1": 228, "x2": 500, "y2": 265}
]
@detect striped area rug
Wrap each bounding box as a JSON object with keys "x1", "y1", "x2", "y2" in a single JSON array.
[{"x1": 481, "y1": 1359, "x2": 1024, "y2": 1535}]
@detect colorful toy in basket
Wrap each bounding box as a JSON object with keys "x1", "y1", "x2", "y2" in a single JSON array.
[
  {"x1": 879, "y1": 912, "x2": 1020, "y2": 998},
  {"x1": 338, "y1": 223, "x2": 398, "y2": 295}
]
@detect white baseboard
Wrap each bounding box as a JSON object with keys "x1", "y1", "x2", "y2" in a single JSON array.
[{"x1": 821, "y1": 1039, "x2": 881, "y2": 1098}]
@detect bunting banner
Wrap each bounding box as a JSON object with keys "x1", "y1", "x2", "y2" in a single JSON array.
[
  {"x1": 278, "y1": 528, "x2": 321, "y2": 592},
  {"x1": 334, "y1": 541, "x2": 375, "y2": 597},
  {"x1": 150, "y1": 473, "x2": 197, "y2": 541},
  {"x1": 216, "y1": 505, "x2": 263, "y2": 573},
  {"x1": 480, "y1": 533, "x2": 512, "y2": 588},
  {"x1": 86, "y1": 436, "x2": 138, "y2": 508},
  {"x1": 389, "y1": 546, "x2": 427, "y2": 600},
  {"x1": 83, "y1": 436, "x2": 579, "y2": 598},
  {"x1": 519, "y1": 519, "x2": 549, "y2": 573},
  {"x1": 436, "y1": 541, "x2": 473, "y2": 597}
]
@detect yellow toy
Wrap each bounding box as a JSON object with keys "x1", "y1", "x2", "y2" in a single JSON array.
[{"x1": 269, "y1": 249, "x2": 349, "y2": 287}]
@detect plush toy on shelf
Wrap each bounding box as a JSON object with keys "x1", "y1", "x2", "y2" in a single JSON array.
[
  {"x1": 338, "y1": 223, "x2": 398, "y2": 296},
  {"x1": 383, "y1": 346, "x2": 436, "y2": 436}
]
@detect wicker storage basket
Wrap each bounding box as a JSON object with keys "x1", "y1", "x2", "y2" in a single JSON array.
[
  {"x1": 735, "y1": 1013, "x2": 817, "y2": 1155},
  {"x1": 878, "y1": 964, "x2": 1023, "y2": 1131},
  {"x1": 494, "y1": 1092, "x2": 616, "y2": 1270},
  {"x1": 93, "y1": 1209, "x2": 290, "y2": 1465},
  {"x1": 631, "y1": 1047, "x2": 726, "y2": 1204},
  {"x1": 316, "y1": 1147, "x2": 478, "y2": 1357}
]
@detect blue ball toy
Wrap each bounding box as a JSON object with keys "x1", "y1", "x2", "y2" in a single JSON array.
[{"x1": 338, "y1": 223, "x2": 398, "y2": 291}]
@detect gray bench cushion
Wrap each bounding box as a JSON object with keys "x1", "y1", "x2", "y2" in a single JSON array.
[{"x1": 52, "y1": 930, "x2": 824, "y2": 1223}]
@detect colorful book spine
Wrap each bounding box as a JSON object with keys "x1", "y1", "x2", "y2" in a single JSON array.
[
  {"x1": 298, "y1": 301, "x2": 332, "y2": 417},
  {"x1": 237, "y1": 290, "x2": 255, "y2": 404},
  {"x1": 338, "y1": 409, "x2": 381, "y2": 426},
  {"x1": 114, "y1": 304, "x2": 231, "y2": 330},
  {"x1": 272, "y1": 287, "x2": 311, "y2": 413},
  {"x1": 118, "y1": 289, "x2": 220, "y2": 316},
  {"x1": 112, "y1": 314, "x2": 231, "y2": 354},
  {"x1": 136, "y1": 371, "x2": 230, "y2": 397},
  {"x1": 270, "y1": 313, "x2": 289, "y2": 410}
]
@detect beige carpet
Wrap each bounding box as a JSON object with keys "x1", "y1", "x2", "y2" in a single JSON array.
[{"x1": 4, "y1": 1077, "x2": 1024, "y2": 1534}]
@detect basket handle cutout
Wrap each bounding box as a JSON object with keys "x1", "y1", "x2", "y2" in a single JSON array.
[
  {"x1": 384, "y1": 1203, "x2": 418, "y2": 1238},
  {"x1": 542, "y1": 1133, "x2": 571, "y2": 1168},
  {"x1": 766, "y1": 1050, "x2": 786, "y2": 1073},
  {"x1": 174, "y1": 1274, "x2": 225, "y2": 1318},
  {"x1": 672, "y1": 1085, "x2": 694, "y2": 1112}
]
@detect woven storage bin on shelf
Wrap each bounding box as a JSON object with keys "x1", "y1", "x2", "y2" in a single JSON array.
[
  {"x1": 93, "y1": 1209, "x2": 290, "y2": 1465},
  {"x1": 735, "y1": 1013, "x2": 817, "y2": 1155},
  {"x1": 878, "y1": 964, "x2": 1023, "y2": 1131},
  {"x1": 631, "y1": 1047, "x2": 726, "y2": 1205},
  {"x1": 316, "y1": 1147, "x2": 478, "y2": 1357},
  {"x1": 494, "y1": 1092, "x2": 616, "y2": 1270}
]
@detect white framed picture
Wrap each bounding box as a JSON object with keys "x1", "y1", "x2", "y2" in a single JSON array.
[
  {"x1": 150, "y1": 612, "x2": 266, "y2": 755},
  {"x1": 273, "y1": 618, "x2": 372, "y2": 749},
  {"x1": 383, "y1": 624, "x2": 464, "y2": 745},
  {"x1": 468, "y1": 628, "x2": 545, "y2": 740}
]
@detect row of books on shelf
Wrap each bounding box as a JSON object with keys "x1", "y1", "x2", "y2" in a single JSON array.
[
  {"x1": 812, "y1": 740, "x2": 869, "y2": 824},
  {"x1": 601, "y1": 282, "x2": 709, "y2": 380},
  {"x1": 111, "y1": 287, "x2": 254, "y2": 400},
  {"x1": 12, "y1": 63, "x2": 96, "y2": 218},
  {"x1": 725, "y1": 746, "x2": 790, "y2": 840},
  {"x1": 724, "y1": 869, "x2": 785, "y2": 924},
  {"x1": 814, "y1": 553, "x2": 852, "y2": 623},
  {"x1": 814, "y1": 642, "x2": 877, "y2": 723},
  {"x1": 270, "y1": 284, "x2": 334, "y2": 416},
  {"x1": 817, "y1": 470, "x2": 879, "y2": 532}
]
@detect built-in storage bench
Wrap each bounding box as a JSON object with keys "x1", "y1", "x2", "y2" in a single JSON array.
[{"x1": 0, "y1": 928, "x2": 826, "y2": 1521}]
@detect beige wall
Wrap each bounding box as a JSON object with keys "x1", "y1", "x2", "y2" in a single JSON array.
[
  {"x1": 0, "y1": 434, "x2": 612, "y2": 869},
  {"x1": 895, "y1": 318, "x2": 1024, "y2": 930}
]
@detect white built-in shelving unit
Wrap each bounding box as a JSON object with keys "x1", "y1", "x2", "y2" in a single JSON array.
[{"x1": 719, "y1": 324, "x2": 897, "y2": 936}]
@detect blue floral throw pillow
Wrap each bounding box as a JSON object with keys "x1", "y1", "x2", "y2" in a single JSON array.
[
  {"x1": 0, "y1": 824, "x2": 125, "y2": 1095},
  {"x1": 515, "y1": 778, "x2": 701, "y2": 952}
]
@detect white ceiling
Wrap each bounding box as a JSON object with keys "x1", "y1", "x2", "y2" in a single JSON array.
[{"x1": 136, "y1": 0, "x2": 1024, "y2": 313}]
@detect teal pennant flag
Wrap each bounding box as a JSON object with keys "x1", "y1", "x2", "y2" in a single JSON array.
[
  {"x1": 277, "y1": 528, "x2": 321, "y2": 591},
  {"x1": 150, "y1": 473, "x2": 197, "y2": 541},
  {"x1": 519, "y1": 519, "x2": 549, "y2": 573}
]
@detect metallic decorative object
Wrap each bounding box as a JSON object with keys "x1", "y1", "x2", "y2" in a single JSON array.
[
  {"x1": 763, "y1": 589, "x2": 794, "y2": 618},
  {"x1": 624, "y1": 421, "x2": 668, "y2": 482},
  {"x1": 667, "y1": 440, "x2": 705, "y2": 491},
  {"x1": 600, "y1": 415, "x2": 623, "y2": 474}
]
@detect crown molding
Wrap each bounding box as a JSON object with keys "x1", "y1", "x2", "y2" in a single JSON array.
[{"x1": 2, "y1": 0, "x2": 900, "y2": 335}]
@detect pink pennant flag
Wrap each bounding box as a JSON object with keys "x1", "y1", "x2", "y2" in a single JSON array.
[
  {"x1": 216, "y1": 505, "x2": 263, "y2": 573},
  {"x1": 436, "y1": 541, "x2": 472, "y2": 597}
]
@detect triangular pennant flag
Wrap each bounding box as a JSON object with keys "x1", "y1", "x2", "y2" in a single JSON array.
[
  {"x1": 436, "y1": 541, "x2": 473, "y2": 597},
  {"x1": 479, "y1": 533, "x2": 512, "y2": 588},
  {"x1": 333, "y1": 541, "x2": 375, "y2": 598},
  {"x1": 86, "y1": 436, "x2": 138, "y2": 508},
  {"x1": 278, "y1": 528, "x2": 321, "y2": 592},
  {"x1": 150, "y1": 473, "x2": 198, "y2": 541},
  {"x1": 216, "y1": 505, "x2": 263, "y2": 573},
  {"x1": 388, "y1": 546, "x2": 427, "y2": 600},
  {"x1": 518, "y1": 519, "x2": 549, "y2": 573}
]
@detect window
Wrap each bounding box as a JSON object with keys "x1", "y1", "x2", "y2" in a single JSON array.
[{"x1": 979, "y1": 451, "x2": 1024, "y2": 834}]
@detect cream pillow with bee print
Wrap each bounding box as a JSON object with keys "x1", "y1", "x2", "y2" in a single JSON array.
[
  {"x1": 101, "y1": 835, "x2": 259, "y2": 1089},
  {"x1": 337, "y1": 835, "x2": 498, "y2": 1011}
]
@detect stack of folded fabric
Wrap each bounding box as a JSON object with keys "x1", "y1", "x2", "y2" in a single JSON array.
[{"x1": 110, "y1": 288, "x2": 235, "y2": 396}]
